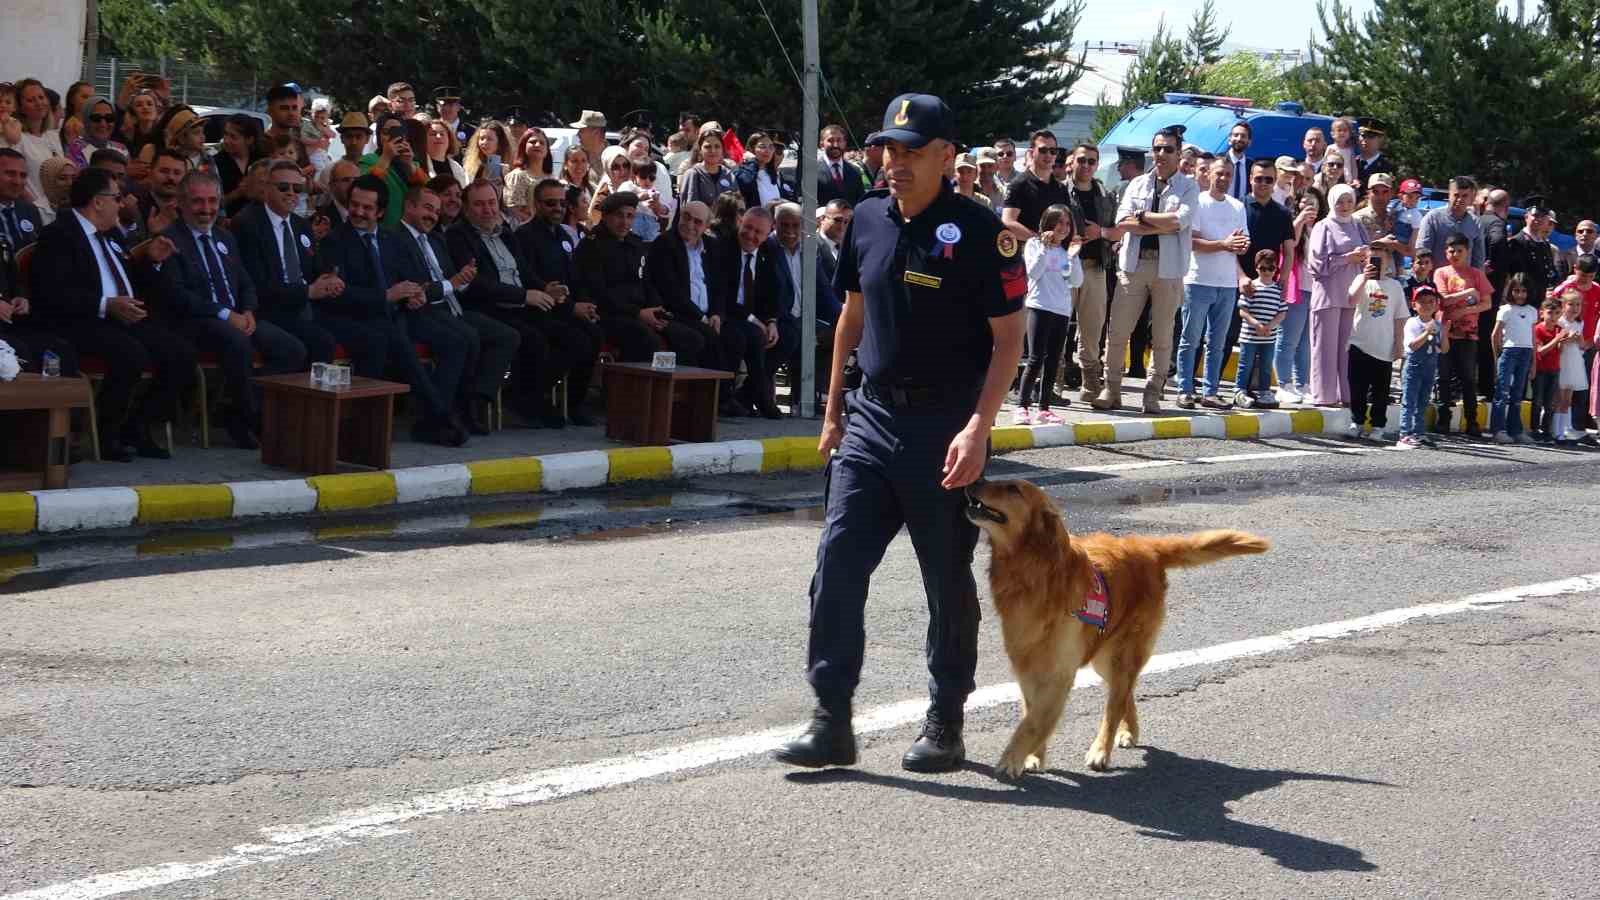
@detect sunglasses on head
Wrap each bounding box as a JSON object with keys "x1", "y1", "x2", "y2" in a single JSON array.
[{"x1": 273, "y1": 182, "x2": 308, "y2": 194}]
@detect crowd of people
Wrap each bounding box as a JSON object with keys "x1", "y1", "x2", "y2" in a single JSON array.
[
  {"x1": 2, "y1": 71, "x2": 1596, "y2": 463},
  {"x1": 0, "y1": 75, "x2": 853, "y2": 462},
  {"x1": 994, "y1": 118, "x2": 1600, "y2": 449}
]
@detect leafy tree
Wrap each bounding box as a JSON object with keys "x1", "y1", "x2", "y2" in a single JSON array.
[
  {"x1": 1199, "y1": 52, "x2": 1292, "y2": 107},
  {"x1": 1184, "y1": 0, "x2": 1231, "y2": 70}
]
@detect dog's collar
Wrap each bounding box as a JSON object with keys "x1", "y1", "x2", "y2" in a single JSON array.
[{"x1": 1076, "y1": 567, "x2": 1109, "y2": 631}]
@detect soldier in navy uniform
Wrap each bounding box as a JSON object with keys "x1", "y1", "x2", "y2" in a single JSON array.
[{"x1": 772, "y1": 94, "x2": 1027, "y2": 774}]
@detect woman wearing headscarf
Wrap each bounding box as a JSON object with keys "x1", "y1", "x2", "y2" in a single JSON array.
[
  {"x1": 587, "y1": 145, "x2": 632, "y2": 225},
  {"x1": 36, "y1": 157, "x2": 76, "y2": 225},
  {"x1": 1305, "y1": 183, "x2": 1371, "y2": 407},
  {"x1": 65, "y1": 95, "x2": 129, "y2": 169}
]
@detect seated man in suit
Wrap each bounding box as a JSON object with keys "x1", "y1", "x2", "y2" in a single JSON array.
[
  {"x1": 769, "y1": 202, "x2": 842, "y2": 402},
  {"x1": 163, "y1": 170, "x2": 308, "y2": 448},
  {"x1": 511, "y1": 177, "x2": 604, "y2": 426},
  {"x1": 29, "y1": 168, "x2": 197, "y2": 461},
  {"x1": 723, "y1": 205, "x2": 784, "y2": 418},
  {"x1": 313, "y1": 174, "x2": 466, "y2": 446},
  {"x1": 644, "y1": 199, "x2": 746, "y2": 416},
  {"x1": 232, "y1": 160, "x2": 341, "y2": 368},
  {"x1": 0, "y1": 149, "x2": 44, "y2": 252},
  {"x1": 0, "y1": 156, "x2": 78, "y2": 378},
  {"x1": 574, "y1": 191, "x2": 707, "y2": 368},
  {"x1": 448, "y1": 180, "x2": 592, "y2": 428},
  {"x1": 395, "y1": 184, "x2": 519, "y2": 434}
]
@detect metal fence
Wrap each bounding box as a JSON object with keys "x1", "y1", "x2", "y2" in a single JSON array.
[{"x1": 90, "y1": 56, "x2": 262, "y2": 110}]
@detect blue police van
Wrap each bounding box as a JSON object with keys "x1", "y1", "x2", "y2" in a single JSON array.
[{"x1": 1093, "y1": 92, "x2": 1332, "y2": 192}]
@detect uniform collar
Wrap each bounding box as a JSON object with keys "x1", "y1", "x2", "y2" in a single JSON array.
[{"x1": 886, "y1": 180, "x2": 956, "y2": 226}]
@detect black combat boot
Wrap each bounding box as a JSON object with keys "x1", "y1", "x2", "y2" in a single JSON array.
[
  {"x1": 901, "y1": 703, "x2": 965, "y2": 773},
  {"x1": 771, "y1": 698, "x2": 856, "y2": 768}
]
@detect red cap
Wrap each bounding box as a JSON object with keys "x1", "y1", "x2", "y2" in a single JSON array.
[{"x1": 1399, "y1": 178, "x2": 1422, "y2": 194}]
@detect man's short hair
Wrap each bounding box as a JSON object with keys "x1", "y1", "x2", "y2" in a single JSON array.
[
  {"x1": 1413, "y1": 247, "x2": 1433, "y2": 259},
  {"x1": 742, "y1": 204, "x2": 774, "y2": 222},
  {"x1": 1152, "y1": 127, "x2": 1183, "y2": 147},
  {"x1": 1445, "y1": 233, "x2": 1470, "y2": 249},
  {"x1": 425, "y1": 174, "x2": 460, "y2": 196},
  {"x1": 774, "y1": 202, "x2": 802, "y2": 222},
  {"x1": 679, "y1": 111, "x2": 699, "y2": 125},
  {"x1": 463, "y1": 180, "x2": 499, "y2": 204},
  {"x1": 1072, "y1": 142, "x2": 1097, "y2": 156},
  {"x1": 155, "y1": 147, "x2": 189, "y2": 168},
  {"x1": 0, "y1": 148, "x2": 24, "y2": 165},
  {"x1": 1448, "y1": 175, "x2": 1477, "y2": 192},
  {"x1": 1541, "y1": 297, "x2": 1563, "y2": 311},
  {"x1": 820, "y1": 124, "x2": 846, "y2": 142},
  {"x1": 1250, "y1": 158, "x2": 1276, "y2": 174},
  {"x1": 824, "y1": 199, "x2": 852, "y2": 215},
  {"x1": 1577, "y1": 254, "x2": 1597, "y2": 274},
  {"x1": 70, "y1": 167, "x2": 117, "y2": 209},
  {"x1": 88, "y1": 147, "x2": 127, "y2": 168},
  {"x1": 1230, "y1": 121, "x2": 1253, "y2": 138},
  {"x1": 1029, "y1": 129, "x2": 1057, "y2": 148},
  {"x1": 386, "y1": 81, "x2": 414, "y2": 98},
  {"x1": 351, "y1": 173, "x2": 389, "y2": 209},
  {"x1": 403, "y1": 185, "x2": 436, "y2": 206},
  {"x1": 265, "y1": 83, "x2": 301, "y2": 104},
  {"x1": 269, "y1": 159, "x2": 301, "y2": 177},
  {"x1": 533, "y1": 177, "x2": 565, "y2": 198},
  {"x1": 178, "y1": 170, "x2": 222, "y2": 197}
]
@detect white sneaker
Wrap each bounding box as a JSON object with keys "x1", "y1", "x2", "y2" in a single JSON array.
[
  {"x1": 1295, "y1": 384, "x2": 1311, "y2": 403},
  {"x1": 1013, "y1": 407, "x2": 1033, "y2": 425},
  {"x1": 1346, "y1": 422, "x2": 1362, "y2": 439},
  {"x1": 1396, "y1": 436, "x2": 1421, "y2": 450},
  {"x1": 1493, "y1": 431, "x2": 1514, "y2": 444},
  {"x1": 1278, "y1": 386, "x2": 1301, "y2": 404}
]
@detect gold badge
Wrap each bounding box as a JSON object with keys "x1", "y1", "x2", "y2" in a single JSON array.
[
  {"x1": 893, "y1": 99, "x2": 911, "y2": 127},
  {"x1": 997, "y1": 231, "x2": 1018, "y2": 258}
]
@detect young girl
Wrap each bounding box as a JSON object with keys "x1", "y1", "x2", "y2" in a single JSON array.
[
  {"x1": 1553, "y1": 292, "x2": 1589, "y2": 444},
  {"x1": 1489, "y1": 274, "x2": 1538, "y2": 443},
  {"x1": 1398, "y1": 286, "x2": 1449, "y2": 449},
  {"x1": 1531, "y1": 297, "x2": 1565, "y2": 442},
  {"x1": 1329, "y1": 117, "x2": 1359, "y2": 186},
  {"x1": 1015, "y1": 204, "x2": 1083, "y2": 425}
]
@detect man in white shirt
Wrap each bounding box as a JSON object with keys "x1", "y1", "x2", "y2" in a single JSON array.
[
  {"x1": 1094, "y1": 126, "x2": 1198, "y2": 413},
  {"x1": 1176, "y1": 157, "x2": 1248, "y2": 409}
]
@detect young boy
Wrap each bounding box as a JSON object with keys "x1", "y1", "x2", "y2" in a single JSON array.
[
  {"x1": 1234, "y1": 249, "x2": 1285, "y2": 408},
  {"x1": 1399, "y1": 286, "x2": 1449, "y2": 449},
  {"x1": 1403, "y1": 247, "x2": 1434, "y2": 303},
  {"x1": 1347, "y1": 255, "x2": 1408, "y2": 439},
  {"x1": 1433, "y1": 234, "x2": 1494, "y2": 436},
  {"x1": 620, "y1": 159, "x2": 671, "y2": 243},
  {"x1": 1530, "y1": 297, "x2": 1565, "y2": 442},
  {"x1": 1489, "y1": 274, "x2": 1538, "y2": 444}
]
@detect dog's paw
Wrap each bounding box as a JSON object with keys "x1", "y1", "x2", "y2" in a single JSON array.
[
  {"x1": 995, "y1": 750, "x2": 1030, "y2": 780},
  {"x1": 1024, "y1": 752, "x2": 1046, "y2": 772},
  {"x1": 1114, "y1": 729, "x2": 1137, "y2": 749},
  {"x1": 1084, "y1": 744, "x2": 1112, "y2": 771}
]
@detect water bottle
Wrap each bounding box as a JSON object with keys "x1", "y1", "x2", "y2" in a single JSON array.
[{"x1": 41, "y1": 350, "x2": 60, "y2": 378}]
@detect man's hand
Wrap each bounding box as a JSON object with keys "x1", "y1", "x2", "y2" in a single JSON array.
[
  {"x1": 763, "y1": 321, "x2": 779, "y2": 348},
  {"x1": 526, "y1": 290, "x2": 557, "y2": 311},
  {"x1": 1238, "y1": 275, "x2": 1255, "y2": 298},
  {"x1": 573, "y1": 301, "x2": 599, "y2": 322},
  {"x1": 941, "y1": 419, "x2": 990, "y2": 490},
  {"x1": 146, "y1": 203, "x2": 177, "y2": 237},
  {"x1": 1225, "y1": 231, "x2": 1250, "y2": 254},
  {"x1": 107, "y1": 296, "x2": 146, "y2": 324},
  {"x1": 386, "y1": 282, "x2": 421, "y2": 303},
  {"x1": 639, "y1": 306, "x2": 668, "y2": 330},
  {"x1": 1343, "y1": 246, "x2": 1369, "y2": 264},
  {"x1": 8, "y1": 296, "x2": 28, "y2": 318},
  {"x1": 0, "y1": 115, "x2": 21, "y2": 147},
  {"x1": 241, "y1": 310, "x2": 257, "y2": 335},
  {"x1": 309, "y1": 273, "x2": 344, "y2": 299},
  {"x1": 1082, "y1": 221, "x2": 1102, "y2": 241},
  {"x1": 818, "y1": 412, "x2": 845, "y2": 457},
  {"x1": 708, "y1": 313, "x2": 722, "y2": 334},
  {"x1": 546, "y1": 282, "x2": 571, "y2": 302},
  {"x1": 127, "y1": 158, "x2": 151, "y2": 183},
  {"x1": 0, "y1": 298, "x2": 13, "y2": 323},
  {"x1": 132, "y1": 235, "x2": 176, "y2": 264},
  {"x1": 226, "y1": 310, "x2": 250, "y2": 333},
  {"x1": 449, "y1": 260, "x2": 477, "y2": 291}
]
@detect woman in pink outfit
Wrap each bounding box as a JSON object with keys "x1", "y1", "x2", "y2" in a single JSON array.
[{"x1": 1304, "y1": 184, "x2": 1370, "y2": 406}]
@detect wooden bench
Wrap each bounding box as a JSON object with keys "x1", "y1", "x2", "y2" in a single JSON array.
[
  {"x1": 254, "y1": 373, "x2": 409, "y2": 474},
  {"x1": 0, "y1": 373, "x2": 93, "y2": 490},
  {"x1": 602, "y1": 362, "x2": 734, "y2": 445}
]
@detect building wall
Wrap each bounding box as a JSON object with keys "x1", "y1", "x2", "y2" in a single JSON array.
[{"x1": 2, "y1": 1, "x2": 86, "y2": 91}]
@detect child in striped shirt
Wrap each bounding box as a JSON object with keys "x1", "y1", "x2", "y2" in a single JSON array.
[{"x1": 1235, "y1": 249, "x2": 1286, "y2": 408}]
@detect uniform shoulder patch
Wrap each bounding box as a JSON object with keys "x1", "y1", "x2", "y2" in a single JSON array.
[{"x1": 997, "y1": 230, "x2": 1018, "y2": 258}]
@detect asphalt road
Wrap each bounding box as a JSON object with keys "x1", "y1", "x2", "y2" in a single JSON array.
[{"x1": 3, "y1": 434, "x2": 1598, "y2": 898}]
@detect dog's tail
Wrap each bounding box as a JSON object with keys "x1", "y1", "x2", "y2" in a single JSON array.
[{"x1": 1149, "y1": 530, "x2": 1270, "y2": 569}]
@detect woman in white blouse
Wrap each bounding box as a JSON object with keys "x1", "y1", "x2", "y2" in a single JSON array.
[{"x1": 2, "y1": 79, "x2": 63, "y2": 211}]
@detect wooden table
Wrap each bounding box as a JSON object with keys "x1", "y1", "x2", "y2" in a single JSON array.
[
  {"x1": 602, "y1": 362, "x2": 735, "y2": 445},
  {"x1": 254, "y1": 374, "x2": 410, "y2": 474},
  {"x1": 0, "y1": 374, "x2": 93, "y2": 490}
]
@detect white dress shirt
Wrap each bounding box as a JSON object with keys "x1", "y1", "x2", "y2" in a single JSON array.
[
  {"x1": 403, "y1": 221, "x2": 456, "y2": 300},
  {"x1": 685, "y1": 240, "x2": 708, "y2": 314},
  {"x1": 75, "y1": 210, "x2": 132, "y2": 319},
  {"x1": 783, "y1": 245, "x2": 802, "y2": 318}
]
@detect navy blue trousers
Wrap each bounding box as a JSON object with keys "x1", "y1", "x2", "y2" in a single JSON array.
[{"x1": 805, "y1": 388, "x2": 984, "y2": 711}]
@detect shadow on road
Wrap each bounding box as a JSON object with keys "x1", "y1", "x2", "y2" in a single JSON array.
[{"x1": 788, "y1": 746, "x2": 1388, "y2": 873}]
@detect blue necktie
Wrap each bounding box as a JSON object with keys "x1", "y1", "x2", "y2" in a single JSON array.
[
  {"x1": 365, "y1": 232, "x2": 386, "y2": 286},
  {"x1": 1, "y1": 207, "x2": 17, "y2": 246},
  {"x1": 199, "y1": 233, "x2": 234, "y2": 309}
]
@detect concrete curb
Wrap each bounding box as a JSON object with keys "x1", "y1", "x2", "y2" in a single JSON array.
[{"x1": 8, "y1": 402, "x2": 1531, "y2": 538}]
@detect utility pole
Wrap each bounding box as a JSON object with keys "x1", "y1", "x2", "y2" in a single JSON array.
[
  {"x1": 799, "y1": 0, "x2": 820, "y2": 417},
  {"x1": 82, "y1": 0, "x2": 100, "y2": 82}
]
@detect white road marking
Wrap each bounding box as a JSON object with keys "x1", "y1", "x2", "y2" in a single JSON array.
[{"x1": 9, "y1": 572, "x2": 1599, "y2": 900}]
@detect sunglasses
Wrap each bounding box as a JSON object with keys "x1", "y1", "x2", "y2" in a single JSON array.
[
  {"x1": 1074, "y1": 157, "x2": 1099, "y2": 165},
  {"x1": 1252, "y1": 175, "x2": 1276, "y2": 183},
  {"x1": 88, "y1": 113, "x2": 117, "y2": 124},
  {"x1": 1325, "y1": 161, "x2": 1344, "y2": 168},
  {"x1": 537, "y1": 197, "x2": 567, "y2": 207},
  {"x1": 273, "y1": 182, "x2": 308, "y2": 194},
  {"x1": 1151, "y1": 145, "x2": 1178, "y2": 154}
]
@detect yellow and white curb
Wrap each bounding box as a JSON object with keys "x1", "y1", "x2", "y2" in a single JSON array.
[{"x1": 0, "y1": 405, "x2": 1389, "y2": 538}]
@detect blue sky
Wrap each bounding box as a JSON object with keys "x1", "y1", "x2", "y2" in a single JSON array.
[{"x1": 1085, "y1": 0, "x2": 1376, "y2": 52}]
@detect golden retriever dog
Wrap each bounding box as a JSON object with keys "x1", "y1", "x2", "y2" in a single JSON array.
[{"x1": 964, "y1": 479, "x2": 1268, "y2": 778}]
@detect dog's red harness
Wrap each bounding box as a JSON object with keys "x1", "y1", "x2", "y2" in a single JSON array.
[{"x1": 1076, "y1": 567, "x2": 1109, "y2": 630}]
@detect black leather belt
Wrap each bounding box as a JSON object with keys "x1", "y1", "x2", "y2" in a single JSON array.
[{"x1": 862, "y1": 380, "x2": 976, "y2": 410}]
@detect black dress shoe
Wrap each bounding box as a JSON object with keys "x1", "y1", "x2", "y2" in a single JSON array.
[
  {"x1": 758, "y1": 401, "x2": 784, "y2": 420},
  {"x1": 463, "y1": 409, "x2": 492, "y2": 436},
  {"x1": 771, "y1": 703, "x2": 856, "y2": 768},
  {"x1": 227, "y1": 417, "x2": 260, "y2": 450},
  {"x1": 134, "y1": 439, "x2": 172, "y2": 460},
  {"x1": 901, "y1": 706, "x2": 965, "y2": 773},
  {"x1": 99, "y1": 441, "x2": 134, "y2": 463},
  {"x1": 412, "y1": 422, "x2": 466, "y2": 447},
  {"x1": 540, "y1": 410, "x2": 567, "y2": 429},
  {"x1": 568, "y1": 409, "x2": 597, "y2": 428},
  {"x1": 720, "y1": 396, "x2": 751, "y2": 418}
]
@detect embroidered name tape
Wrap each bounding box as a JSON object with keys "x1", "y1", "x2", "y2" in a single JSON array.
[{"x1": 904, "y1": 270, "x2": 942, "y2": 289}]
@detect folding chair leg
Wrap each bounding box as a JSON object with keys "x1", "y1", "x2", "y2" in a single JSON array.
[
  {"x1": 195, "y1": 364, "x2": 210, "y2": 449},
  {"x1": 494, "y1": 385, "x2": 504, "y2": 431},
  {"x1": 86, "y1": 376, "x2": 102, "y2": 463},
  {"x1": 165, "y1": 422, "x2": 175, "y2": 454}
]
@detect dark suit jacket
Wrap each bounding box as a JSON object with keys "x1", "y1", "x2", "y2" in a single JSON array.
[
  {"x1": 720, "y1": 239, "x2": 780, "y2": 323},
  {"x1": 733, "y1": 158, "x2": 798, "y2": 211},
  {"x1": 513, "y1": 219, "x2": 578, "y2": 294},
  {"x1": 444, "y1": 221, "x2": 538, "y2": 314},
  {"x1": 29, "y1": 212, "x2": 166, "y2": 328},
  {"x1": 816, "y1": 158, "x2": 866, "y2": 207},
  {"x1": 311, "y1": 221, "x2": 402, "y2": 319},
  {"x1": 574, "y1": 229, "x2": 659, "y2": 319},
  {"x1": 234, "y1": 202, "x2": 318, "y2": 322},
  {"x1": 162, "y1": 222, "x2": 259, "y2": 320},
  {"x1": 645, "y1": 230, "x2": 727, "y2": 322},
  {"x1": 1, "y1": 200, "x2": 44, "y2": 251},
  {"x1": 766, "y1": 237, "x2": 842, "y2": 326},
  {"x1": 390, "y1": 224, "x2": 463, "y2": 309}
]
